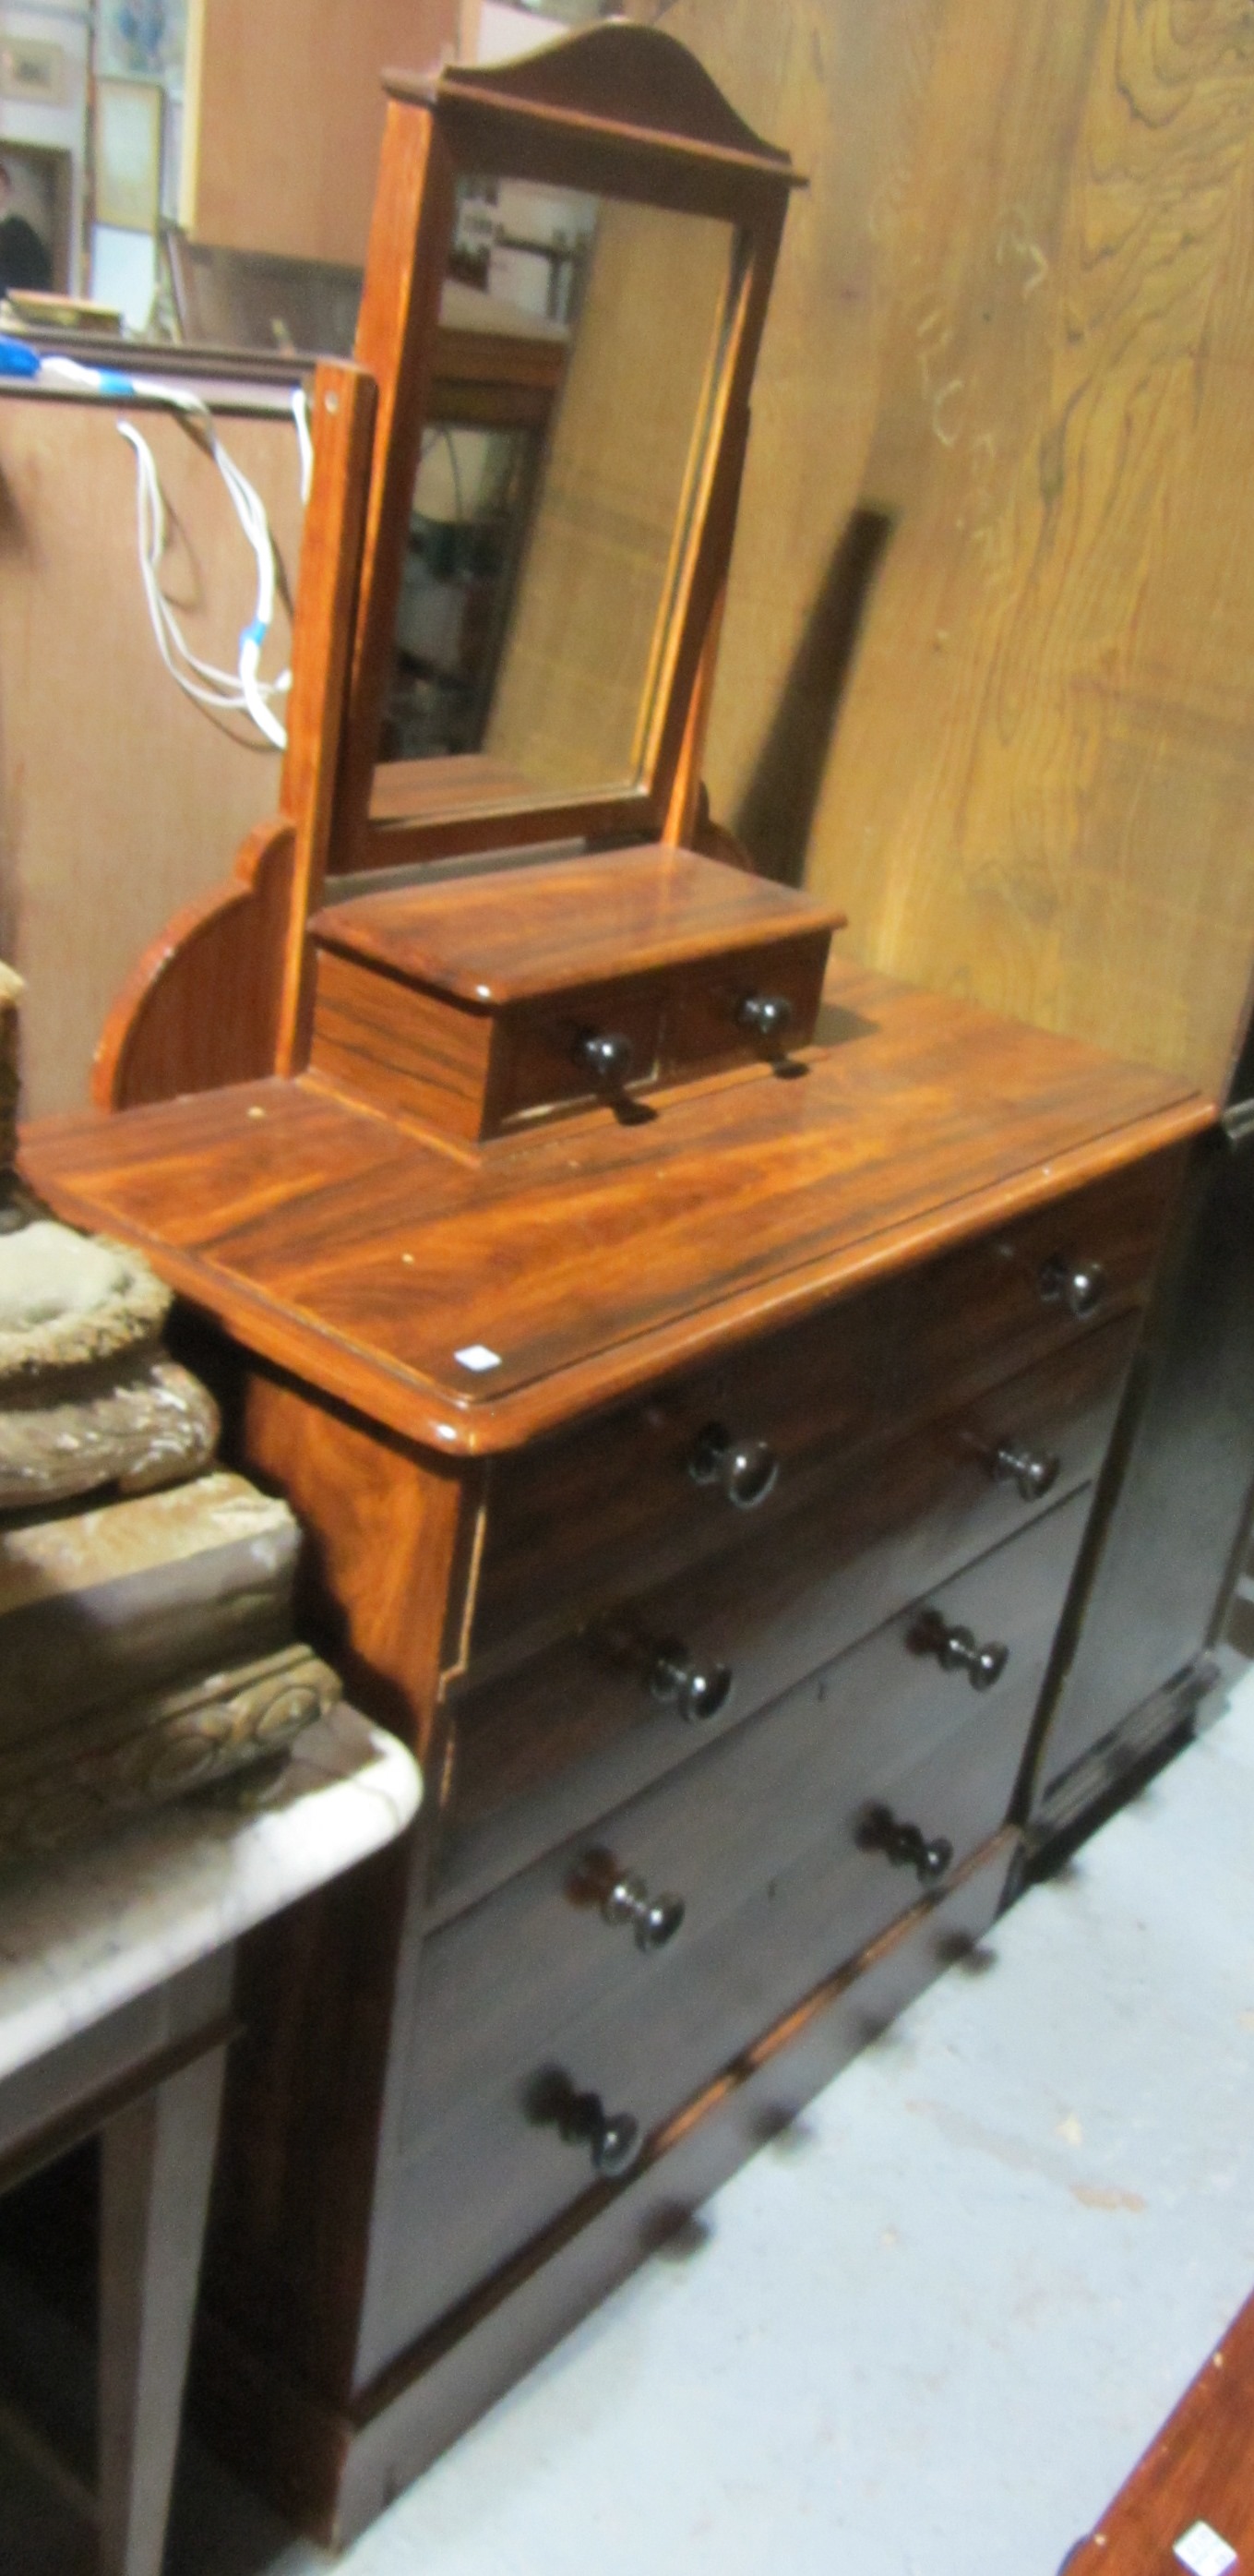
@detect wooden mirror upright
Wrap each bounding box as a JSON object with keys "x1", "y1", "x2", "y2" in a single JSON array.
[{"x1": 94, "y1": 21, "x2": 806, "y2": 1118}]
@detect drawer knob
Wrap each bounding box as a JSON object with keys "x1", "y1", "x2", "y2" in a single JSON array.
[
  {"x1": 688, "y1": 1421, "x2": 780, "y2": 1511},
  {"x1": 602, "y1": 1870, "x2": 687, "y2": 1952},
  {"x1": 649, "y1": 1642, "x2": 734, "y2": 1725},
  {"x1": 574, "y1": 1029, "x2": 635, "y2": 1092},
  {"x1": 859, "y1": 1804, "x2": 954, "y2": 1887},
  {"x1": 912, "y1": 1610, "x2": 1009, "y2": 1691},
  {"x1": 992, "y1": 1439, "x2": 1061, "y2": 1504},
  {"x1": 1039, "y1": 1254, "x2": 1107, "y2": 1320},
  {"x1": 737, "y1": 992, "x2": 794, "y2": 1048},
  {"x1": 561, "y1": 2087, "x2": 641, "y2": 2179}
]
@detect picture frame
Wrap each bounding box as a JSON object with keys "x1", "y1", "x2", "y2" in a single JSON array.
[
  {"x1": 96, "y1": 0, "x2": 185, "y2": 82},
  {"x1": 94, "y1": 78, "x2": 164, "y2": 233},
  {"x1": 0, "y1": 39, "x2": 67, "y2": 106}
]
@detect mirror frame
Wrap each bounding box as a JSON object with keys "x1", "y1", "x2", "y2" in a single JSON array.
[{"x1": 328, "y1": 19, "x2": 801, "y2": 876}]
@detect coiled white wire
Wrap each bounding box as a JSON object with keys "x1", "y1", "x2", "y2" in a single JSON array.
[{"x1": 108, "y1": 375, "x2": 311, "y2": 750}]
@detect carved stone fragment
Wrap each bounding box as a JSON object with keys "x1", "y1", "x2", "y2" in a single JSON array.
[
  {"x1": 0, "y1": 1353, "x2": 219, "y2": 1509},
  {"x1": 0, "y1": 1469, "x2": 302, "y2": 1740},
  {"x1": 0, "y1": 1641, "x2": 341, "y2": 1858}
]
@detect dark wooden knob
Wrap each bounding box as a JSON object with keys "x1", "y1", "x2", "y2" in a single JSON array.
[
  {"x1": 601, "y1": 1870, "x2": 686, "y2": 1951},
  {"x1": 687, "y1": 1421, "x2": 780, "y2": 1510},
  {"x1": 992, "y1": 1439, "x2": 1061, "y2": 1504},
  {"x1": 736, "y1": 992, "x2": 795, "y2": 1047},
  {"x1": 649, "y1": 1643, "x2": 733, "y2": 1724},
  {"x1": 912, "y1": 1609, "x2": 1009, "y2": 1690},
  {"x1": 859, "y1": 1805, "x2": 954, "y2": 1887},
  {"x1": 561, "y1": 2088, "x2": 640, "y2": 2177},
  {"x1": 574, "y1": 1029, "x2": 634, "y2": 1091},
  {"x1": 1039, "y1": 1254, "x2": 1107, "y2": 1319}
]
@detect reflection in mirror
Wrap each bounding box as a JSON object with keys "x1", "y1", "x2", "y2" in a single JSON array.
[{"x1": 376, "y1": 180, "x2": 738, "y2": 809}]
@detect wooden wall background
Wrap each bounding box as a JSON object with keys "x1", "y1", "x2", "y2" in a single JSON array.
[
  {"x1": 0, "y1": 394, "x2": 304, "y2": 1119},
  {"x1": 633, "y1": 0, "x2": 1254, "y2": 1104},
  {"x1": 185, "y1": 0, "x2": 457, "y2": 265}
]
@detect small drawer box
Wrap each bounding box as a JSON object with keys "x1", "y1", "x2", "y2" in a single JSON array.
[{"x1": 307, "y1": 845, "x2": 842, "y2": 1145}]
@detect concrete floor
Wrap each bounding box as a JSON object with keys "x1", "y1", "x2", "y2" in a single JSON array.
[{"x1": 7, "y1": 1663, "x2": 1254, "y2": 2576}]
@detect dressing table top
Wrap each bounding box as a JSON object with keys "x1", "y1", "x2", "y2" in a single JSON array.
[{"x1": 23, "y1": 963, "x2": 1212, "y2": 1458}]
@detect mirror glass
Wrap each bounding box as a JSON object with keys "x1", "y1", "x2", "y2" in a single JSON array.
[{"x1": 373, "y1": 179, "x2": 739, "y2": 813}]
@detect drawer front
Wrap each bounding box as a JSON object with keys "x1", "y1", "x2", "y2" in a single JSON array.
[
  {"x1": 469, "y1": 1151, "x2": 1177, "y2": 1673},
  {"x1": 660, "y1": 934, "x2": 830, "y2": 1078},
  {"x1": 495, "y1": 976, "x2": 664, "y2": 1131},
  {"x1": 419, "y1": 1489, "x2": 1083, "y2": 2119},
  {"x1": 362, "y1": 1504, "x2": 1081, "y2": 2374},
  {"x1": 472, "y1": 1288, "x2": 893, "y2": 1671},
  {"x1": 439, "y1": 1321, "x2": 1133, "y2": 1915},
  {"x1": 896, "y1": 1147, "x2": 1180, "y2": 1413}
]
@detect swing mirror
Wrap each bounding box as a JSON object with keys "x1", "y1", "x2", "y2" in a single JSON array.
[{"x1": 333, "y1": 23, "x2": 799, "y2": 871}]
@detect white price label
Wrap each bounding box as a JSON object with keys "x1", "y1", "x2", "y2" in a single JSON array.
[{"x1": 1175, "y1": 2522, "x2": 1237, "y2": 2576}]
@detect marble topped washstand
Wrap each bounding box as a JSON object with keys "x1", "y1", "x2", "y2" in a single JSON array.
[{"x1": 0, "y1": 1707, "x2": 421, "y2": 2576}]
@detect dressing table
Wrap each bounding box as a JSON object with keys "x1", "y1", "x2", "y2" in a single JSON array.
[{"x1": 19, "y1": 22, "x2": 1215, "y2": 2545}]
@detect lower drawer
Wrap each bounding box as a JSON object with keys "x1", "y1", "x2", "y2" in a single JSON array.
[
  {"x1": 357, "y1": 1495, "x2": 1084, "y2": 2377},
  {"x1": 438, "y1": 1323, "x2": 1133, "y2": 1917}
]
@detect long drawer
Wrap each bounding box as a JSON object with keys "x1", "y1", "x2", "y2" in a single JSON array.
[
  {"x1": 467, "y1": 1151, "x2": 1177, "y2": 1672},
  {"x1": 359, "y1": 1498, "x2": 1083, "y2": 2378},
  {"x1": 436, "y1": 1321, "x2": 1133, "y2": 1916}
]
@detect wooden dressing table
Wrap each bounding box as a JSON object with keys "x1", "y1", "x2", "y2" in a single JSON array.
[{"x1": 20, "y1": 22, "x2": 1215, "y2": 2545}]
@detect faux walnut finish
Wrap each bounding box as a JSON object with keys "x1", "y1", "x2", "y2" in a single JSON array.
[
  {"x1": 22, "y1": 953, "x2": 1210, "y2": 2534},
  {"x1": 308, "y1": 846, "x2": 840, "y2": 1141},
  {"x1": 29, "y1": 964, "x2": 1207, "y2": 1458},
  {"x1": 17, "y1": 17, "x2": 1224, "y2": 2545}
]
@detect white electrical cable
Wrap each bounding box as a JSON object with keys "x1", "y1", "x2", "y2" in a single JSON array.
[
  {"x1": 54, "y1": 358, "x2": 300, "y2": 749},
  {"x1": 117, "y1": 415, "x2": 293, "y2": 749},
  {"x1": 6, "y1": 341, "x2": 305, "y2": 746},
  {"x1": 291, "y1": 382, "x2": 314, "y2": 503},
  {"x1": 117, "y1": 405, "x2": 293, "y2": 748}
]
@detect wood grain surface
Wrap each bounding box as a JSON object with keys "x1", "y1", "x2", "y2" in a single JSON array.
[
  {"x1": 311, "y1": 846, "x2": 839, "y2": 1002},
  {"x1": 185, "y1": 0, "x2": 457, "y2": 266},
  {"x1": 92, "y1": 821, "x2": 299, "y2": 1117},
  {"x1": 22, "y1": 965, "x2": 1210, "y2": 1454},
  {"x1": 1069, "y1": 2284, "x2": 1254, "y2": 2571},
  {"x1": 643, "y1": 0, "x2": 1254, "y2": 1099}
]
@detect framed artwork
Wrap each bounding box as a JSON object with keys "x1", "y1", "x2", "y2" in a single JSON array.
[
  {"x1": 0, "y1": 40, "x2": 67, "y2": 105},
  {"x1": 96, "y1": 0, "x2": 185, "y2": 82},
  {"x1": 95, "y1": 78, "x2": 164, "y2": 234}
]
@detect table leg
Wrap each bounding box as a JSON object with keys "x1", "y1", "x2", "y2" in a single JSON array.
[{"x1": 98, "y1": 2039, "x2": 229, "y2": 2576}]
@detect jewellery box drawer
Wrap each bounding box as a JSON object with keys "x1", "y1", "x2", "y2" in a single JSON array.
[
  {"x1": 467, "y1": 1154, "x2": 1176, "y2": 1673},
  {"x1": 362, "y1": 1503, "x2": 1082, "y2": 2375},
  {"x1": 438, "y1": 1323, "x2": 1133, "y2": 1915}
]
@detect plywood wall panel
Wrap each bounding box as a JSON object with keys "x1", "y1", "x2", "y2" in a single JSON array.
[
  {"x1": 186, "y1": 0, "x2": 457, "y2": 266},
  {"x1": 0, "y1": 394, "x2": 305, "y2": 1119}
]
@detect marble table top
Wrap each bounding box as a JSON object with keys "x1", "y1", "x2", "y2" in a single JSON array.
[{"x1": 0, "y1": 1707, "x2": 420, "y2": 2086}]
